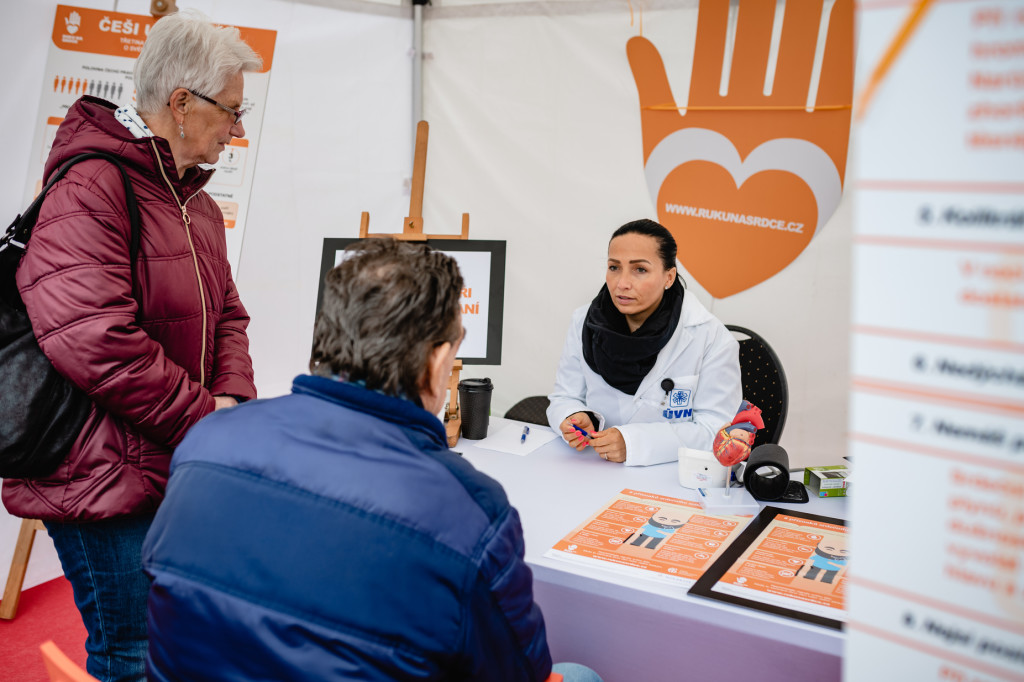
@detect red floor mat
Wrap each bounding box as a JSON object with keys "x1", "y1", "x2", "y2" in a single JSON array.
[{"x1": 0, "y1": 577, "x2": 87, "y2": 682}]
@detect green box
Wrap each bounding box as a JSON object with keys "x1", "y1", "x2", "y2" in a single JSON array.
[{"x1": 804, "y1": 465, "x2": 850, "y2": 498}]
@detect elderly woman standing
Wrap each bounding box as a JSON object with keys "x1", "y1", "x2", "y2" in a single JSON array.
[{"x1": 2, "y1": 10, "x2": 259, "y2": 682}]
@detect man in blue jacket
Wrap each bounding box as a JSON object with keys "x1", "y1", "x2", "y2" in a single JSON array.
[{"x1": 142, "y1": 239, "x2": 600, "y2": 682}]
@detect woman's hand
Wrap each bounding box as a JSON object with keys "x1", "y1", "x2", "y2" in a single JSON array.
[
  {"x1": 590, "y1": 427, "x2": 627, "y2": 463},
  {"x1": 559, "y1": 414, "x2": 627, "y2": 462},
  {"x1": 559, "y1": 412, "x2": 596, "y2": 451},
  {"x1": 214, "y1": 396, "x2": 238, "y2": 411}
]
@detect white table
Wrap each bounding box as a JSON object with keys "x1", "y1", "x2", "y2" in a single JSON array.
[{"x1": 459, "y1": 417, "x2": 847, "y2": 682}]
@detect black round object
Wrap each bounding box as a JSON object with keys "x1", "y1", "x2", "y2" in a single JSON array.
[{"x1": 743, "y1": 444, "x2": 790, "y2": 501}]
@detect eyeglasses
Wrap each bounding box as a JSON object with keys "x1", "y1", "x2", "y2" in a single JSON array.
[{"x1": 188, "y1": 89, "x2": 246, "y2": 124}]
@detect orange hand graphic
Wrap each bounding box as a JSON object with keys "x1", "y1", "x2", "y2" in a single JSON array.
[{"x1": 627, "y1": 0, "x2": 853, "y2": 298}]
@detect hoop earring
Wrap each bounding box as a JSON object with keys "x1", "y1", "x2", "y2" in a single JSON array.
[{"x1": 178, "y1": 122, "x2": 185, "y2": 139}]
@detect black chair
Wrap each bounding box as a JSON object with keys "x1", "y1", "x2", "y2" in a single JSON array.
[
  {"x1": 504, "y1": 396, "x2": 551, "y2": 426},
  {"x1": 725, "y1": 325, "x2": 788, "y2": 449}
]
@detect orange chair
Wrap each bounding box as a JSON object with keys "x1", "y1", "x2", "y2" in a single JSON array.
[
  {"x1": 40, "y1": 640, "x2": 98, "y2": 682},
  {"x1": 547, "y1": 675, "x2": 564, "y2": 682}
]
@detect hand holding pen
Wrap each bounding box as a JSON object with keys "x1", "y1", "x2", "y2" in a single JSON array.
[
  {"x1": 559, "y1": 412, "x2": 596, "y2": 452},
  {"x1": 560, "y1": 413, "x2": 627, "y2": 462}
]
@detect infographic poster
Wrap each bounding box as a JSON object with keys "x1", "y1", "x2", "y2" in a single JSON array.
[
  {"x1": 847, "y1": 1, "x2": 1024, "y2": 680},
  {"x1": 544, "y1": 488, "x2": 752, "y2": 588},
  {"x1": 27, "y1": 5, "x2": 276, "y2": 274},
  {"x1": 690, "y1": 507, "x2": 847, "y2": 630}
]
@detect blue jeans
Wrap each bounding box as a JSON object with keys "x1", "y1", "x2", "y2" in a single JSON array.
[
  {"x1": 45, "y1": 514, "x2": 153, "y2": 682},
  {"x1": 553, "y1": 662, "x2": 604, "y2": 682}
]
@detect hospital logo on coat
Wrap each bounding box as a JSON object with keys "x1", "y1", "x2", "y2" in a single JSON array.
[{"x1": 669, "y1": 389, "x2": 691, "y2": 408}]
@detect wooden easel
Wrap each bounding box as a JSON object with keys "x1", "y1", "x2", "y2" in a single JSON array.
[
  {"x1": 150, "y1": 0, "x2": 178, "y2": 17},
  {"x1": 359, "y1": 120, "x2": 469, "y2": 447},
  {"x1": 1, "y1": 519, "x2": 46, "y2": 620}
]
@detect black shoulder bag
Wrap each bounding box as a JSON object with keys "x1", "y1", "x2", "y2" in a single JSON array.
[{"x1": 0, "y1": 152, "x2": 140, "y2": 479}]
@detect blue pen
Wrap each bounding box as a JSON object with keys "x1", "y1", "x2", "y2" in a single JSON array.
[
  {"x1": 520, "y1": 426, "x2": 530, "y2": 444},
  {"x1": 572, "y1": 423, "x2": 593, "y2": 439}
]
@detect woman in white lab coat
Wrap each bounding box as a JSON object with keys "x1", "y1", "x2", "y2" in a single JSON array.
[{"x1": 546, "y1": 219, "x2": 741, "y2": 466}]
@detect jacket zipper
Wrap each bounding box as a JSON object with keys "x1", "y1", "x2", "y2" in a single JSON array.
[{"x1": 150, "y1": 140, "x2": 208, "y2": 387}]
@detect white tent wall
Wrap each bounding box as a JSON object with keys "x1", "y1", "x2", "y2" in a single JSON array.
[
  {"x1": 0, "y1": 0, "x2": 851, "y2": 591},
  {"x1": 422, "y1": 2, "x2": 852, "y2": 468},
  {"x1": 0, "y1": 0, "x2": 413, "y2": 590}
]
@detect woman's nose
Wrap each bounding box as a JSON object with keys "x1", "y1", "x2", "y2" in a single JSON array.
[{"x1": 231, "y1": 120, "x2": 246, "y2": 137}]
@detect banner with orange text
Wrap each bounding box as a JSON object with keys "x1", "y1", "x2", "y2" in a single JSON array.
[
  {"x1": 846, "y1": 2, "x2": 1024, "y2": 681},
  {"x1": 27, "y1": 5, "x2": 276, "y2": 274}
]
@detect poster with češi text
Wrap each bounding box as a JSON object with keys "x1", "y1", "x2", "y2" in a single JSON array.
[
  {"x1": 28, "y1": 5, "x2": 276, "y2": 274},
  {"x1": 544, "y1": 488, "x2": 753, "y2": 588}
]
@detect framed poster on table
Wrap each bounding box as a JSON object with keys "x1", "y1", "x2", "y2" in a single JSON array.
[{"x1": 689, "y1": 506, "x2": 848, "y2": 631}]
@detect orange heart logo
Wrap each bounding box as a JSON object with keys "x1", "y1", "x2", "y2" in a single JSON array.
[
  {"x1": 660, "y1": 165, "x2": 817, "y2": 299},
  {"x1": 627, "y1": 0, "x2": 854, "y2": 298}
]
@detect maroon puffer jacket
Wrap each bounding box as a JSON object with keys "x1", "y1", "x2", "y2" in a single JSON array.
[{"x1": 2, "y1": 96, "x2": 257, "y2": 522}]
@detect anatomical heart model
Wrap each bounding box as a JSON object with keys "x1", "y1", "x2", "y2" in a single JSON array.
[{"x1": 627, "y1": 0, "x2": 854, "y2": 298}]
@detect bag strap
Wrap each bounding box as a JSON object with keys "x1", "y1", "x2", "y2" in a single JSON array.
[{"x1": 0, "y1": 152, "x2": 142, "y2": 299}]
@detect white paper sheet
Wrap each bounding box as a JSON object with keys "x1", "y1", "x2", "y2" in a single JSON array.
[{"x1": 472, "y1": 423, "x2": 559, "y2": 456}]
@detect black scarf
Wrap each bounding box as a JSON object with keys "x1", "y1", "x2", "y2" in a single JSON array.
[{"x1": 581, "y1": 279, "x2": 684, "y2": 395}]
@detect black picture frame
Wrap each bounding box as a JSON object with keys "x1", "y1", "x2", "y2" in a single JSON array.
[
  {"x1": 688, "y1": 506, "x2": 847, "y2": 631},
  {"x1": 315, "y1": 237, "x2": 506, "y2": 365}
]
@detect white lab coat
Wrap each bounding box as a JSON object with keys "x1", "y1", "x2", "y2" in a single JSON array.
[{"x1": 546, "y1": 293, "x2": 741, "y2": 467}]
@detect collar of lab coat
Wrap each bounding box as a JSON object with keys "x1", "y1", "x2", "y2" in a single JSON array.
[{"x1": 631, "y1": 292, "x2": 717, "y2": 398}]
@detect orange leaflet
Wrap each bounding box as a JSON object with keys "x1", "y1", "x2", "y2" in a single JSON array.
[
  {"x1": 720, "y1": 520, "x2": 848, "y2": 611},
  {"x1": 549, "y1": 489, "x2": 749, "y2": 583}
]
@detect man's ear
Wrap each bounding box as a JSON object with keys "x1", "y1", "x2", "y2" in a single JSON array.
[{"x1": 419, "y1": 341, "x2": 453, "y2": 411}]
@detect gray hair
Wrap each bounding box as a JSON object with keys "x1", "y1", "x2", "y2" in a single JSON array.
[
  {"x1": 134, "y1": 9, "x2": 262, "y2": 115},
  {"x1": 310, "y1": 239, "x2": 464, "y2": 402}
]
